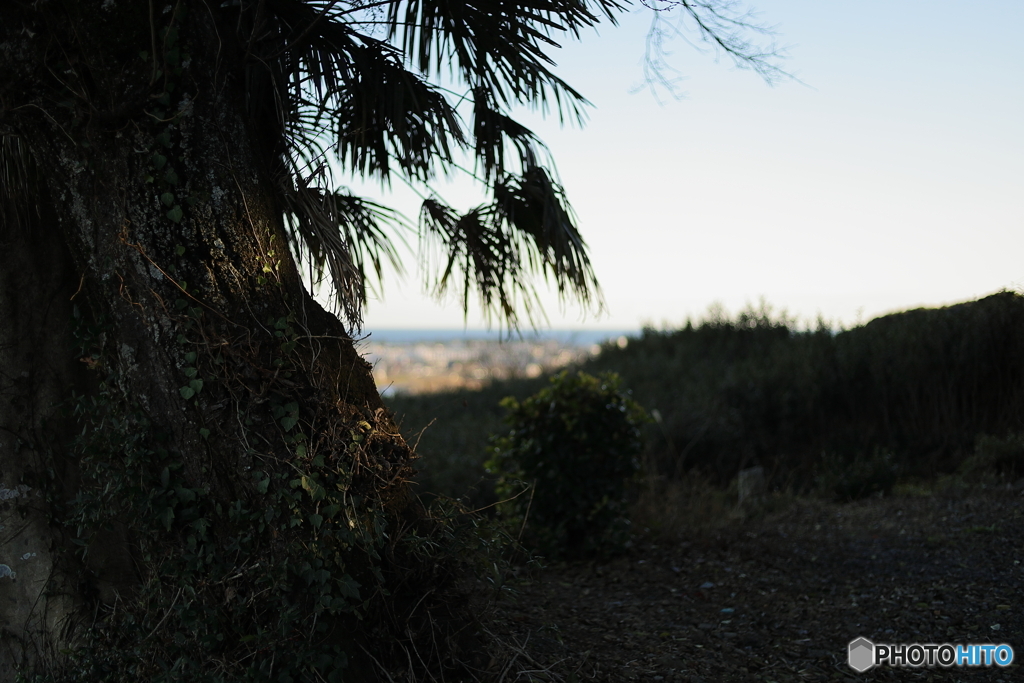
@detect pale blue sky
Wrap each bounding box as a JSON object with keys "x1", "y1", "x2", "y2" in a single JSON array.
[{"x1": 348, "y1": 0, "x2": 1023, "y2": 331}]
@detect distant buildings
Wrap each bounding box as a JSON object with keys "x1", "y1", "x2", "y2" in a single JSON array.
[{"x1": 359, "y1": 338, "x2": 602, "y2": 395}]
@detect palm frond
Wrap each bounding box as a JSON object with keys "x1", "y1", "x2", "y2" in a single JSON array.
[
  {"x1": 224, "y1": 0, "x2": 782, "y2": 329},
  {"x1": 280, "y1": 166, "x2": 407, "y2": 326},
  {"x1": 252, "y1": 0, "x2": 467, "y2": 183},
  {"x1": 492, "y1": 165, "x2": 596, "y2": 304},
  {"x1": 419, "y1": 165, "x2": 600, "y2": 330},
  {"x1": 472, "y1": 86, "x2": 548, "y2": 183},
  {"x1": 420, "y1": 198, "x2": 531, "y2": 328},
  {"x1": 386, "y1": 0, "x2": 624, "y2": 123}
]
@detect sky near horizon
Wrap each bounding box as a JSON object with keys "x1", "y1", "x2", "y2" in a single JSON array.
[{"x1": 349, "y1": 0, "x2": 1023, "y2": 332}]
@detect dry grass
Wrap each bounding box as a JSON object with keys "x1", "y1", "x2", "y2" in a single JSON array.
[
  {"x1": 630, "y1": 468, "x2": 802, "y2": 540},
  {"x1": 630, "y1": 472, "x2": 735, "y2": 538}
]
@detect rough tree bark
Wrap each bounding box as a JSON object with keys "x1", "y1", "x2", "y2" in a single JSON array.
[{"x1": 1, "y1": 3, "x2": 432, "y2": 679}]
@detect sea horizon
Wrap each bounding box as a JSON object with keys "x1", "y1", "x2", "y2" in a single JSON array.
[{"x1": 357, "y1": 328, "x2": 637, "y2": 346}]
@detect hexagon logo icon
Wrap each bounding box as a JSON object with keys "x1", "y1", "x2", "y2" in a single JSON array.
[{"x1": 848, "y1": 637, "x2": 875, "y2": 672}]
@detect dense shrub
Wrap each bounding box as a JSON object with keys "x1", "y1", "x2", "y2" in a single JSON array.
[
  {"x1": 485, "y1": 371, "x2": 649, "y2": 560},
  {"x1": 586, "y1": 291, "x2": 1024, "y2": 487}
]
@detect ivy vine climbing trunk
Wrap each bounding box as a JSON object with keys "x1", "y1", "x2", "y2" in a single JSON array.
[{"x1": 0, "y1": 4, "x2": 456, "y2": 680}]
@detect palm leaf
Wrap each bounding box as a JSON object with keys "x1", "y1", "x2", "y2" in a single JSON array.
[
  {"x1": 280, "y1": 167, "x2": 407, "y2": 326},
  {"x1": 472, "y1": 86, "x2": 548, "y2": 182},
  {"x1": 420, "y1": 165, "x2": 600, "y2": 329},
  {"x1": 223, "y1": 0, "x2": 781, "y2": 328}
]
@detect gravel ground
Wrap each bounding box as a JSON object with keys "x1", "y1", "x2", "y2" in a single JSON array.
[{"x1": 491, "y1": 488, "x2": 1024, "y2": 682}]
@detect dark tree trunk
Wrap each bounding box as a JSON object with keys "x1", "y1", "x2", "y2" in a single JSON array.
[
  {"x1": 0, "y1": 152, "x2": 86, "y2": 676},
  {"x1": 1, "y1": 3, "x2": 433, "y2": 679}
]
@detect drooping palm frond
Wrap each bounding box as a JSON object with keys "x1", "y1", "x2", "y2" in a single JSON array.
[
  {"x1": 419, "y1": 164, "x2": 599, "y2": 329},
  {"x1": 472, "y1": 85, "x2": 547, "y2": 184},
  {"x1": 420, "y1": 198, "x2": 525, "y2": 324},
  {"x1": 223, "y1": 0, "x2": 782, "y2": 329},
  {"x1": 492, "y1": 165, "x2": 594, "y2": 299},
  {"x1": 279, "y1": 167, "x2": 407, "y2": 325},
  {"x1": 227, "y1": 0, "x2": 613, "y2": 328}
]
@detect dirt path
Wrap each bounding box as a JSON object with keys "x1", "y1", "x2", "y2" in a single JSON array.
[{"x1": 492, "y1": 489, "x2": 1024, "y2": 682}]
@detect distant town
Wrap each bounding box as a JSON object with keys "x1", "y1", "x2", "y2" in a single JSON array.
[{"x1": 357, "y1": 332, "x2": 630, "y2": 395}]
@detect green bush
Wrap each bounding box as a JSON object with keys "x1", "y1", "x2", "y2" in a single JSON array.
[{"x1": 486, "y1": 371, "x2": 649, "y2": 560}]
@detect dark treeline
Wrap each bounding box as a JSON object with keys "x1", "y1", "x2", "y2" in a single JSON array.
[
  {"x1": 389, "y1": 291, "x2": 1024, "y2": 502},
  {"x1": 589, "y1": 291, "x2": 1024, "y2": 488}
]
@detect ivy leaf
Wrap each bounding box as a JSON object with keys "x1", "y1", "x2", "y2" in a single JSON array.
[
  {"x1": 301, "y1": 476, "x2": 326, "y2": 502},
  {"x1": 309, "y1": 513, "x2": 323, "y2": 530},
  {"x1": 188, "y1": 379, "x2": 203, "y2": 394},
  {"x1": 337, "y1": 574, "x2": 361, "y2": 600},
  {"x1": 152, "y1": 153, "x2": 167, "y2": 169},
  {"x1": 179, "y1": 386, "x2": 195, "y2": 399},
  {"x1": 160, "y1": 507, "x2": 175, "y2": 531},
  {"x1": 280, "y1": 416, "x2": 298, "y2": 432},
  {"x1": 167, "y1": 205, "x2": 183, "y2": 223},
  {"x1": 160, "y1": 192, "x2": 175, "y2": 207},
  {"x1": 175, "y1": 486, "x2": 196, "y2": 503},
  {"x1": 184, "y1": 367, "x2": 198, "y2": 378},
  {"x1": 257, "y1": 477, "x2": 270, "y2": 495}
]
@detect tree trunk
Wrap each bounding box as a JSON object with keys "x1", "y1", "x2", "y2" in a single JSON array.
[
  {"x1": 1, "y1": 3, "x2": 443, "y2": 680},
  {"x1": 0, "y1": 148, "x2": 86, "y2": 677}
]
